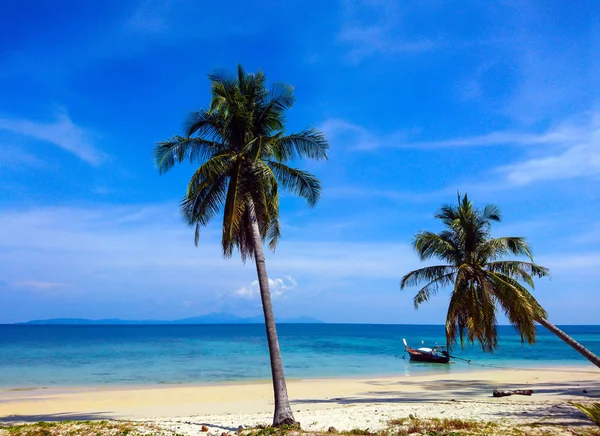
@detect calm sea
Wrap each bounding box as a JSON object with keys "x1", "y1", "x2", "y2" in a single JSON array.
[{"x1": 0, "y1": 324, "x2": 598, "y2": 388}]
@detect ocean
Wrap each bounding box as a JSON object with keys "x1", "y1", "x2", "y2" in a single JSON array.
[{"x1": 0, "y1": 324, "x2": 598, "y2": 388}]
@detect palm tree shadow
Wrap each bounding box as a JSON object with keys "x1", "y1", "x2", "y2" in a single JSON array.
[{"x1": 291, "y1": 378, "x2": 600, "y2": 427}]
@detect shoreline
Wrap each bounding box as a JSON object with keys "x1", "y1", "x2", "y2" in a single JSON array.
[
  {"x1": 1, "y1": 366, "x2": 598, "y2": 420},
  {"x1": 0, "y1": 363, "x2": 595, "y2": 393}
]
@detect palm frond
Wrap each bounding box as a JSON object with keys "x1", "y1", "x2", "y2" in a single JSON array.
[
  {"x1": 255, "y1": 83, "x2": 295, "y2": 135},
  {"x1": 267, "y1": 161, "x2": 321, "y2": 206},
  {"x1": 413, "y1": 231, "x2": 459, "y2": 264},
  {"x1": 184, "y1": 110, "x2": 227, "y2": 142},
  {"x1": 271, "y1": 129, "x2": 329, "y2": 162},
  {"x1": 412, "y1": 272, "x2": 456, "y2": 309},
  {"x1": 180, "y1": 176, "x2": 228, "y2": 246},
  {"x1": 485, "y1": 271, "x2": 547, "y2": 344},
  {"x1": 486, "y1": 260, "x2": 549, "y2": 287},
  {"x1": 185, "y1": 153, "x2": 234, "y2": 197},
  {"x1": 571, "y1": 402, "x2": 600, "y2": 426},
  {"x1": 154, "y1": 136, "x2": 224, "y2": 174},
  {"x1": 479, "y1": 237, "x2": 535, "y2": 262},
  {"x1": 221, "y1": 163, "x2": 247, "y2": 258},
  {"x1": 400, "y1": 265, "x2": 455, "y2": 289},
  {"x1": 483, "y1": 204, "x2": 501, "y2": 221}
]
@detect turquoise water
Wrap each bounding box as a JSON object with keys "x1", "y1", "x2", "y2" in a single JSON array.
[{"x1": 0, "y1": 324, "x2": 598, "y2": 387}]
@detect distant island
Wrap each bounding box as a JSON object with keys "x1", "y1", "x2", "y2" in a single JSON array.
[{"x1": 15, "y1": 312, "x2": 323, "y2": 325}]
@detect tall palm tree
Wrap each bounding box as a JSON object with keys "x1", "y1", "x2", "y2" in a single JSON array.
[
  {"x1": 154, "y1": 65, "x2": 329, "y2": 425},
  {"x1": 401, "y1": 194, "x2": 600, "y2": 368}
]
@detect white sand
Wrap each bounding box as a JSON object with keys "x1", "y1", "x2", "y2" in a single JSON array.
[{"x1": 1, "y1": 366, "x2": 598, "y2": 434}]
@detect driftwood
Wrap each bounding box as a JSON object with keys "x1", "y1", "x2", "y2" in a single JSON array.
[{"x1": 493, "y1": 389, "x2": 533, "y2": 397}]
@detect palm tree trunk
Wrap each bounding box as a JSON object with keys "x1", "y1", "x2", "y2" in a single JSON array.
[
  {"x1": 247, "y1": 199, "x2": 297, "y2": 426},
  {"x1": 537, "y1": 318, "x2": 600, "y2": 369}
]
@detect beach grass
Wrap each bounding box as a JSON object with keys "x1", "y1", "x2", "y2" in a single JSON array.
[
  {"x1": 0, "y1": 420, "x2": 183, "y2": 436},
  {"x1": 2, "y1": 418, "x2": 600, "y2": 436},
  {"x1": 240, "y1": 416, "x2": 600, "y2": 436}
]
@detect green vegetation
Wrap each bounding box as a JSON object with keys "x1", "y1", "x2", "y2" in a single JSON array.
[
  {"x1": 243, "y1": 424, "x2": 302, "y2": 436},
  {"x1": 154, "y1": 65, "x2": 328, "y2": 425},
  {"x1": 385, "y1": 417, "x2": 492, "y2": 435},
  {"x1": 5, "y1": 416, "x2": 599, "y2": 436},
  {"x1": 400, "y1": 194, "x2": 600, "y2": 368},
  {"x1": 0, "y1": 420, "x2": 181, "y2": 436},
  {"x1": 239, "y1": 416, "x2": 599, "y2": 436},
  {"x1": 239, "y1": 419, "x2": 493, "y2": 436},
  {"x1": 572, "y1": 402, "x2": 600, "y2": 426}
]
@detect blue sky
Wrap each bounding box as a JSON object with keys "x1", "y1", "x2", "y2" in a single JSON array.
[{"x1": 0, "y1": 0, "x2": 598, "y2": 324}]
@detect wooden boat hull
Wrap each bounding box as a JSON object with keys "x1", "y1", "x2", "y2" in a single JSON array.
[
  {"x1": 407, "y1": 349, "x2": 450, "y2": 364},
  {"x1": 403, "y1": 338, "x2": 450, "y2": 364}
]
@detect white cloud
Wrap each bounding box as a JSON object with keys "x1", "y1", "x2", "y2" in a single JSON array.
[
  {"x1": 233, "y1": 276, "x2": 297, "y2": 300},
  {"x1": 0, "y1": 110, "x2": 105, "y2": 165},
  {"x1": 233, "y1": 286, "x2": 255, "y2": 299}
]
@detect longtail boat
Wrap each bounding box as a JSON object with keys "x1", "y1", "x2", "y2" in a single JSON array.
[{"x1": 403, "y1": 338, "x2": 450, "y2": 364}]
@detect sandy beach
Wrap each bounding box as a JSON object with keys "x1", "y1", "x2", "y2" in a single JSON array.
[{"x1": 1, "y1": 366, "x2": 598, "y2": 434}]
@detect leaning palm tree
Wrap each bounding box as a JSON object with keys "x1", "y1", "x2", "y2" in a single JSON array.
[
  {"x1": 154, "y1": 65, "x2": 328, "y2": 425},
  {"x1": 401, "y1": 194, "x2": 600, "y2": 369}
]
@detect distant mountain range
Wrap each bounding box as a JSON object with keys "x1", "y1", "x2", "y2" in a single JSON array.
[{"x1": 16, "y1": 312, "x2": 323, "y2": 325}]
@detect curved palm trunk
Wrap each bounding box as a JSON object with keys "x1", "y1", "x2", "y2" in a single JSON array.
[
  {"x1": 247, "y1": 200, "x2": 297, "y2": 426},
  {"x1": 537, "y1": 318, "x2": 600, "y2": 369}
]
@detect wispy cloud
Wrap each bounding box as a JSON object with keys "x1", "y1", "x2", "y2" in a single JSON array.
[
  {"x1": 0, "y1": 145, "x2": 46, "y2": 169},
  {"x1": 12, "y1": 281, "x2": 66, "y2": 291},
  {"x1": 324, "y1": 185, "x2": 439, "y2": 204},
  {"x1": 538, "y1": 252, "x2": 600, "y2": 273},
  {"x1": 0, "y1": 203, "x2": 598, "y2": 323},
  {"x1": 0, "y1": 204, "x2": 417, "y2": 322},
  {"x1": 127, "y1": 0, "x2": 171, "y2": 34},
  {"x1": 0, "y1": 110, "x2": 105, "y2": 165},
  {"x1": 324, "y1": 113, "x2": 599, "y2": 188},
  {"x1": 338, "y1": 26, "x2": 437, "y2": 63},
  {"x1": 572, "y1": 222, "x2": 600, "y2": 246},
  {"x1": 405, "y1": 121, "x2": 589, "y2": 149},
  {"x1": 496, "y1": 114, "x2": 599, "y2": 185},
  {"x1": 319, "y1": 118, "x2": 411, "y2": 150},
  {"x1": 427, "y1": 114, "x2": 599, "y2": 187},
  {"x1": 499, "y1": 142, "x2": 599, "y2": 185},
  {"x1": 323, "y1": 115, "x2": 589, "y2": 151},
  {"x1": 336, "y1": 1, "x2": 440, "y2": 63}
]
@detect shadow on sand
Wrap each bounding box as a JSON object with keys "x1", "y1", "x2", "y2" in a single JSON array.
[{"x1": 290, "y1": 378, "x2": 600, "y2": 428}]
